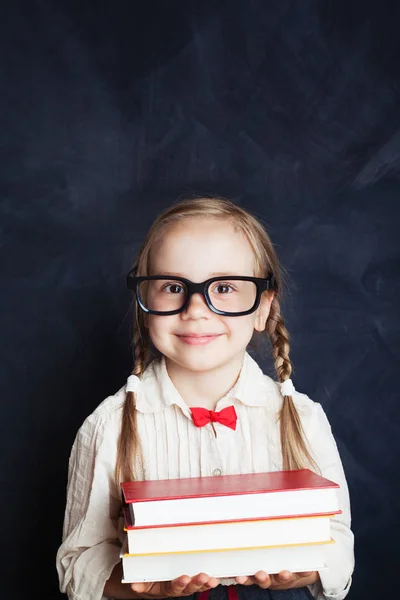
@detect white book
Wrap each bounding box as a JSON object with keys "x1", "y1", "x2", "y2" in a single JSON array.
[
  {"x1": 121, "y1": 540, "x2": 332, "y2": 582},
  {"x1": 125, "y1": 514, "x2": 333, "y2": 555}
]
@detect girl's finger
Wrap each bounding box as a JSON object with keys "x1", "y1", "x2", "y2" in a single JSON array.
[
  {"x1": 253, "y1": 571, "x2": 272, "y2": 589},
  {"x1": 168, "y1": 575, "x2": 193, "y2": 595},
  {"x1": 295, "y1": 571, "x2": 313, "y2": 579},
  {"x1": 130, "y1": 582, "x2": 151, "y2": 594},
  {"x1": 180, "y1": 573, "x2": 214, "y2": 595},
  {"x1": 275, "y1": 570, "x2": 294, "y2": 583},
  {"x1": 235, "y1": 576, "x2": 252, "y2": 585},
  {"x1": 206, "y1": 577, "x2": 221, "y2": 589}
]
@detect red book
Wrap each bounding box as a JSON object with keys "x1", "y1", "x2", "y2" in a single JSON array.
[{"x1": 121, "y1": 469, "x2": 340, "y2": 527}]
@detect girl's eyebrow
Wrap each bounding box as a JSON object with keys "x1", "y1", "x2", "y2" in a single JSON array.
[
  {"x1": 152, "y1": 271, "x2": 245, "y2": 278},
  {"x1": 208, "y1": 272, "x2": 246, "y2": 277},
  {"x1": 151, "y1": 271, "x2": 185, "y2": 277}
]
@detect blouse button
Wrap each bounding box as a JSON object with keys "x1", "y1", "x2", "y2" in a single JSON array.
[{"x1": 212, "y1": 468, "x2": 222, "y2": 476}]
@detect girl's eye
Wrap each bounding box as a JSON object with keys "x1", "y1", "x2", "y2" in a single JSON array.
[
  {"x1": 162, "y1": 283, "x2": 185, "y2": 294},
  {"x1": 212, "y1": 283, "x2": 235, "y2": 294}
]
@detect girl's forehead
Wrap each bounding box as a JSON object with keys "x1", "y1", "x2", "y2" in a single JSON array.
[{"x1": 149, "y1": 218, "x2": 257, "y2": 277}]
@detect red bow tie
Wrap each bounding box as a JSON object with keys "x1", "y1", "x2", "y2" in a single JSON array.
[{"x1": 190, "y1": 406, "x2": 237, "y2": 430}]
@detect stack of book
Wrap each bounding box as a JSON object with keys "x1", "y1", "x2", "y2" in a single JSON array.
[{"x1": 120, "y1": 469, "x2": 341, "y2": 583}]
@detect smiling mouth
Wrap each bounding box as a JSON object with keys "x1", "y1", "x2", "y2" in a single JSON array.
[{"x1": 175, "y1": 333, "x2": 223, "y2": 345}]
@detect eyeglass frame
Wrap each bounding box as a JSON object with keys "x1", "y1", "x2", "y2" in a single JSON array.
[{"x1": 126, "y1": 271, "x2": 276, "y2": 317}]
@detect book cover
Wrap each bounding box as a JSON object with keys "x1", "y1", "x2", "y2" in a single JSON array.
[{"x1": 121, "y1": 469, "x2": 339, "y2": 504}]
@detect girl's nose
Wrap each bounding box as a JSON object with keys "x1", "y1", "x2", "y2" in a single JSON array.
[{"x1": 181, "y1": 292, "x2": 211, "y2": 319}]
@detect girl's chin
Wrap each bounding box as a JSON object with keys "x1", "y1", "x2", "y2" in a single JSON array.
[{"x1": 166, "y1": 351, "x2": 237, "y2": 374}]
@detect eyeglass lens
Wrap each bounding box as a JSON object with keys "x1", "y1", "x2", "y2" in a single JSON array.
[{"x1": 138, "y1": 278, "x2": 258, "y2": 313}]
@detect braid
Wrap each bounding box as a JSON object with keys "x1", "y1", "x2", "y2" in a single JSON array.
[
  {"x1": 267, "y1": 298, "x2": 318, "y2": 472},
  {"x1": 267, "y1": 298, "x2": 292, "y2": 382},
  {"x1": 115, "y1": 327, "x2": 150, "y2": 486}
]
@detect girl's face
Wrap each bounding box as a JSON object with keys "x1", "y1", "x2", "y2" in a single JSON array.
[{"x1": 147, "y1": 218, "x2": 273, "y2": 374}]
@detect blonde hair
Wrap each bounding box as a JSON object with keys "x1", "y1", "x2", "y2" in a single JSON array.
[{"x1": 115, "y1": 196, "x2": 317, "y2": 484}]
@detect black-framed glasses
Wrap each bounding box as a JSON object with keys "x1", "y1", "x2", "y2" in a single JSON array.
[{"x1": 126, "y1": 271, "x2": 275, "y2": 316}]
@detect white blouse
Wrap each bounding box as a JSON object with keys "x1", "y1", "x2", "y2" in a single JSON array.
[{"x1": 56, "y1": 353, "x2": 354, "y2": 600}]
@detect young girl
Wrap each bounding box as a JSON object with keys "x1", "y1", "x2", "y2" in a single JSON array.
[{"x1": 56, "y1": 197, "x2": 354, "y2": 600}]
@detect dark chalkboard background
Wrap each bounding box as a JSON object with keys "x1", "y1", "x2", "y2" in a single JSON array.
[{"x1": 1, "y1": 1, "x2": 399, "y2": 598}]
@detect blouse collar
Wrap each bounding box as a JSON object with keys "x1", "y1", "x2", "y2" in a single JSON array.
[{"x1": 135, "y1": 351, "x2": 280, "y2": 415}]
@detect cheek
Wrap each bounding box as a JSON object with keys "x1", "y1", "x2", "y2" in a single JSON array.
[
  {"x1": 223, "y1": 315, "x2": 257, "y2": 341},
  {"x1": 148, "y1": 315, "x2": 173, "y2": 343}
]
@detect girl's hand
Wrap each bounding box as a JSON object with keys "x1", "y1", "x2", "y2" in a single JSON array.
[
  {"x1": 235, "y1": 570, "x2": 319, "y2": 589},
  {"x1": 131, "y1": 573, "x2": 220, "y2": 598}
]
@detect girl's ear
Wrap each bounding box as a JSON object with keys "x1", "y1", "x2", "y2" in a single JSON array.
[{"x1": 254, "y1": 292, "x2": 274, "y2": 332}]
